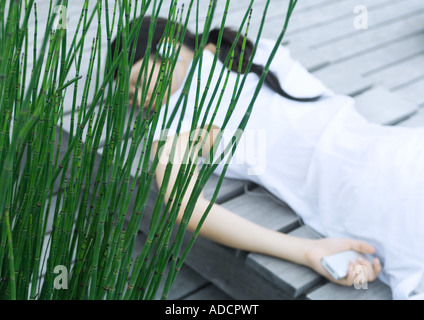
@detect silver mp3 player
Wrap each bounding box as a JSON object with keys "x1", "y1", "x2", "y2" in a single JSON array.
[{"x1": 321, "y1": 250, "x2": 366, "y2": 280}]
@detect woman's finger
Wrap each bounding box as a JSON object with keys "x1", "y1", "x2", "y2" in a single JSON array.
[
  {"x1": 353, "y1": 257, "x2": 382, "y2": 285},
  {"x1": 349, "y1": 240, "x2": 376, "y2": 255},
  {"x1": 371, "y1": 258, "x2": 382, "y2": 281},
  {"x1": 336, "y1": 260, "x2": 356, "y2": 286}
]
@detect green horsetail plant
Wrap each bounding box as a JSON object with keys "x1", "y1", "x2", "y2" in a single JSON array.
[{"x1": 0, "y1": 0, "x2": 298, "y2": 300}]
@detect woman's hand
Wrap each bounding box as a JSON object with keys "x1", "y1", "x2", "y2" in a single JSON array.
[{"x1": 304, "y1": 238, "x2": 382, "y2": 286}]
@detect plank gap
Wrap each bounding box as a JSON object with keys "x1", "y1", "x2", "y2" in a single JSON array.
[
  {"x1": 363, "y1": 51, "x2": 424, "y2": 77},
  {"x1": 311, "y1": 8, "x2": 424, "y2": 50},
  {"x1": 285, "y1": 0, "x2": 395, "y2": 36},
  {"x1": 390, "y1": 74, "x2": 424, "y2": 92},
  {"x1": 332, "y1": 29, "x2": 424, "y2": 66}
]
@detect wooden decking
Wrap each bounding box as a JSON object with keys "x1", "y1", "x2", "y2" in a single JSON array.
[{"x1": 30, "y1": 0, "x2": 424, "y2": 299}]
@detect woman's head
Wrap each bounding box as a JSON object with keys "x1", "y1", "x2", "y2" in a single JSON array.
[
  {"x1": 127, "y1": 39, "x2": 193, "y2": 109},
  {"x1": 110, "y1": 16, "x2": 321, "y2": 110},
  {"x1": 112, "y1": 17, "x2": 188, "y2": 67},
  {"x1": 111, "y1": 17, "x2": 192, "y2": 109}
]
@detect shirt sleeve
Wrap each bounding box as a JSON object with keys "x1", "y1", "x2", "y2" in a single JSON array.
[{"x1": 254, "y1": 38, "x2": 330, "y2": 98}]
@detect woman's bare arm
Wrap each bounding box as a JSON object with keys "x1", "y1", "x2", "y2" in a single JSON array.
[{"x1": 151, "y1": 126, "x2": 382, "y2": 286}]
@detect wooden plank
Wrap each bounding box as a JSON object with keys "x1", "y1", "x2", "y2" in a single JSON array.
[
  {"x1": 280, "y1": 0, "x2": 389, "y2": 36},
  {"x1": 292, "y1": 6, "x2": 424, "y2": 67},
  {"x1": 393, "y1": 77, "x2": 424, "y2": 107},
  {"x1": 265, "y1": 0, "x2": 393, "y2": 52},
  {"x1": 166, "y1": 266, "x2": 212, "y2": 300},
  {"x1": 306, "y1": 278, "x2": 392, "y2": 300},
  {"x1": 290, "y1": 50, "x2": 331, "y2": 73},
  {"x1": 202, "y1": 174, "x2": 254, "y2": 204},
  {"x1": 186, "y1": 0, "x2": 274, "y2": 41},
  {"x1": 311, "y1": 33, "x2": 424, "y2": 95},
  {"x1": 354, "y1": 86, "x2": 418, "y2": 125},
  {"x1": 312, "y1": 64, "x2": 373, "y2": 96},
  {"x1": 363, "y1": 53, "x2": 424, "y2": 91},
  {"x1": 183, "y1": 235, "x2": 293, "y2": 299},
  {"x1": 188, "y1": 0, "x2": 266, "y2": 23},
  {"x1": 219, "y1": 186, "x2": 300, "y2": 232},
  {"x1": 183, "y1": 284, "x2": 233, "y2": 300},
  {"x1": 397, "y1": 108, "x2": 424, "y2": 128},
  {"x1": 285, "y1": 0, "x2": 424, "y2": 51},
  {"x1": 246, "y1": 225, "x2": 324, "y2": 298},
  {"x1": 133, "y1": 231, "x2": 212, "y2": 300},
  {"x1": 186, "y1": 0, "x2": 358, "y2": 44},
  {"x1": 289, "y1": 0, "x2": 340, "y2": 12},
  {"x1": 318, "y1": 32, "x2": 424, "y2": 75},
  {"x1": 188, "y1": 0, "x2": 342, "y2": 26}
]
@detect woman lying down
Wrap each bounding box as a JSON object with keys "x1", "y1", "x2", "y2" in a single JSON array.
[{"x1": 112, "y1": 17, "x2": 424, "y2": 300}]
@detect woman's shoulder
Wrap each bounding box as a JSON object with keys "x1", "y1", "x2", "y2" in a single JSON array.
[
  {"x1": 253, "y1": 38, "x2": 292, "y2": 65},
  {"x1": 255, "y1": 38, "x2": 331, "y2": 99}
]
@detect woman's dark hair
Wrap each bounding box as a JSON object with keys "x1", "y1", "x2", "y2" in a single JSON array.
[{"x1": 111, "y1": 16, "x2": 321, "y2": 102}]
